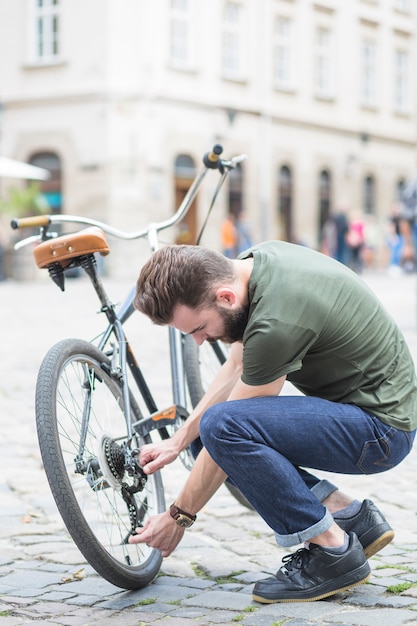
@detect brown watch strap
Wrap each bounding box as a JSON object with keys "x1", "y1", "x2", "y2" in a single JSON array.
[{"x1": 169, "y1": 503, "x2": 197, "y2": 522}]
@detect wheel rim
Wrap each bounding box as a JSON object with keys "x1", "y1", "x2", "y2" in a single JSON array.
[{"x1": 47, "y1": 351, "x2": 161, "y2": 569}]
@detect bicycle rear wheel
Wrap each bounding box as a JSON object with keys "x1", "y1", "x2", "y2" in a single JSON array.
[
  {"x1": 35, "y1": 338, "x2": 164, "y2": 590},
  {"x1": 183, "y1": 336, "x2": 252, "y2": 510}
]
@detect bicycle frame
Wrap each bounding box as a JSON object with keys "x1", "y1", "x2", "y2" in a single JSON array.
[
  {"x1": 10, "y1": 145, "x2": 248, "y2": 589},
  {"x1": 78, "y1": 249, "x2": 189, "y2": 448},
  {"x1": 12, "y1": 146, "x2": 246, "y2": 454}
]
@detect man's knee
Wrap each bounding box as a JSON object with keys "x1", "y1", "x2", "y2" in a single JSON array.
[{"x1": 200, "y1": 403, "x2": 228, "y2": 450}]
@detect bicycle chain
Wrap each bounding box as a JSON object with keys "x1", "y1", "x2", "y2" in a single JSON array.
[
  {"x1": 103, "y1": 437, "x2": 125, "y2": 481},
  {"x1": 121, "y1": 483, "x2": 140, "y2": 533},
  {"x1": 103, "y1": 437, "x2": 143, "y2": 534}
]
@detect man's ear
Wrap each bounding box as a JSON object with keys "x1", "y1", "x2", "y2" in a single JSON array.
[{"x1": 215, "y1": 287, "x2": 236, "y2": 307}]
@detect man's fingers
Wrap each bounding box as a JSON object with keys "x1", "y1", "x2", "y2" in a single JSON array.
[
  {"x1": 142, "y1": 458, "x2": 163, "y2": 475},
  {"x1": 138, "y1": 447, "x2": 154, "y2": 466},
  {"x1": 128, "y1": 525, "x2": 149, "y2": 544}
]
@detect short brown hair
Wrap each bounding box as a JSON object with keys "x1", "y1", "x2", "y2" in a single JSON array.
[{"x1": 134, "y1": 245, "x2": 236, "y2": 324}]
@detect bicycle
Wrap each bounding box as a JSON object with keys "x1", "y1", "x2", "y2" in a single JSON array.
[{"x1": 11, "y1": 145, "x2": 248, "y2": 591}]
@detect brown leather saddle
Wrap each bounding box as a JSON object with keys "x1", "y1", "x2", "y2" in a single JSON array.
[{"x1": 33, "y1": 227, "x2": 110, "y2": 269}]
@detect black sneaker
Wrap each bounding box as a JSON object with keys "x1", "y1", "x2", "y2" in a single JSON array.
[
  {"x1": 334, "y1": 499, "x2": 394, "y2": 558},
  {"x1": 252, "y1": 532, "x2": 370, "y2": 603}
]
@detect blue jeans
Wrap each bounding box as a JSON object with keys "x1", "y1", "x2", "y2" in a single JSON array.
[{"x1": 198, "y1": 396, "x2": 416, "y2": 547}]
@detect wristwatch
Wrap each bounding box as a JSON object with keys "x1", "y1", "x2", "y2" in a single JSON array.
[{"x1": 169, "y1": 503, "x2": 197, "y2": 528}]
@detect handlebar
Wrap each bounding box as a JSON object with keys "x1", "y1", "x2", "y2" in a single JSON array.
[
  {"x1": 11, "y1": 215, "x2": 51, "y2": 230},
  {"x1": 203, "y1": 144, "x2": 223, "y2": 169},
  {"x1": 10, "y1": 145, "x2": 247, "y2": 250}
]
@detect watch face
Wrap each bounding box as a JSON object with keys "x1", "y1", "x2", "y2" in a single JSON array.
[{"x1": 176, "y1": 514, "x2": 194, "y2": 528}]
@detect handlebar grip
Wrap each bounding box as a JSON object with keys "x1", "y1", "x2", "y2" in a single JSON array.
[
  {"x1": 203, "y1": 144, "x2": 223, "y2": 169},
  {"x1": 10, "y1": 215, "x2": 51, "y2": 230}
]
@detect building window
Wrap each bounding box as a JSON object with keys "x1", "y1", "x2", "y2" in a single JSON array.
[
  {"x1": 30, "y1": 0, "x2": 60, "y2": 64},
  {"x1": 273, "y1": 16, "x2": 294, "y2": 90},
  {"x1": 394, "y1": 49, "x2": 409, "y2": 113},
  {"x1": 393, "y1": 0, "x2": 410, "y2": 12},
  {"x1": 315, "y1": 27, "x2": 334, "y2": 99},
  {"x1": 363, "y1": 175, "x2": 376, "y2": 214},
  {"x1": 361, "y1": 40, "x2": 377, "y2": 107},
  {"x1": 278, "y1": 165, "x2": 293, "y2": 242},
  {"x1": 170, "y1": 0, "x2": 194, "y2": 69},
  {"x1": 222, "y1": 1, "x2": 244, "y2": 80}
]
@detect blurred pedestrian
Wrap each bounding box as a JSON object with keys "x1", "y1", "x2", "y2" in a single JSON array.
[
  {"x1": 333, "y1": 209, "x2": 349, "y2": 265},
  {"x1": 320, "y1": 215, "x2": 337, "y2": 258},
  {"x1": 0, "y1": 220, "x2": 8, "y2": 281},
  {"x1": 221, "y1": 213, "x2": 238, "y2": 258},
  {"x1": 321, "y1": 206, "x2": 350, "y2": 264},
  {"x1": 235, "y1": 212, "x2": 253, "y2": 254},
  {"x1": 386, "y1": 202, "x2": 404, "y2": 274},
  {"x1": 346, "y1": 211, "x2": 365, "y2": 273},
  {"x1": 399, "y1": 176, "x2": 417, "y2": 271}
]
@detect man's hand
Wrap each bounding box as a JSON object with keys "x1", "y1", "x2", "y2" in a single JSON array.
[
  {"x1": 139, "y1": 439, "x2": 180, "y2": 475},
  {"x1": 128, "y1": 511, "x2": 185, "y2": 557}
]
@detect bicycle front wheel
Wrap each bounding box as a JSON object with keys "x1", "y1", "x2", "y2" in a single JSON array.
[
  {"x1": 35, "y1": 338, "x2": 164, "y2": 590},
  {"x1": 184, "y1": 336, "x2": 229, "y2": 408},
  {"x1": 183, "y1": 336, "x2": 253, "y2": 510}
]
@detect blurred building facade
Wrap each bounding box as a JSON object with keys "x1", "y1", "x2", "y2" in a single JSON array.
[{"x1": 0, "y1": 0, "x2": 416, "y2": 273}]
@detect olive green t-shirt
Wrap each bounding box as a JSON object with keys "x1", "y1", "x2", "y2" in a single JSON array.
[{"x1": 239, "y1": 241, "x2": 417, "y2": 431}]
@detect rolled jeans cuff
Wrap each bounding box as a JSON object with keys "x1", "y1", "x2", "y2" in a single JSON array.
[
  {"x1": 310, "y1": 479, "x2": 338, "y2": 502},
  {"x1": 274, "y1": 509, "x2": 334, "y2": 548}
]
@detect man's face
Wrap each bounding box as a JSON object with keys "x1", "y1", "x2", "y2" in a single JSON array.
[{"x1": 171, "y1": 303, "x2": 249, "y2": 345}]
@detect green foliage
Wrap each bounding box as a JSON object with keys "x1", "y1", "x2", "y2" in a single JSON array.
[
  {"x1": 135, "y1": 597, "x2": 157, "y2": 606},
  {"x1": 387, "y1": 581, "x2": 417, "y2": 594},
  {"x1": 0, "y1": 182, "x2": 49, "y2": 216}
]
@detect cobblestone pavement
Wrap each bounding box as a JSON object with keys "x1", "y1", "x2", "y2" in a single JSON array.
[{"x1": 1, "y1": 268, "x2": 417, "y2": 626}]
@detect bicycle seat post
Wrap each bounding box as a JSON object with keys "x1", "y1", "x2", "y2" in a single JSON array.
[{"x1": 80, "y1": 254, "x2": 116, "y2": 323}]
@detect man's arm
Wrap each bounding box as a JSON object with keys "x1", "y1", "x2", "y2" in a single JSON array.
[
  {"x1": 129, "y1": 356, "x2": 286, "y2": 556},
  {"x1": 129, "y1": 447, "x2": 227, "y2": 556},
  {"x1": 228, "y1": 375, "x2": 286, "y2": 400},
  {"x1": 171, "y1": 375, "x2": 286, "y2": 513},
  {"x1": 138, "y1": 342, "x2": 245, "y2": 475}
]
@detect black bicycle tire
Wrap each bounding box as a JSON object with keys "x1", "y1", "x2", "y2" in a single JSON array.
[
  {"x1": 35, "y1": 337, "x2": 164, "y2": 590},
  {"x1": 183, "y1": 335, "x2": 253, "y2": 510}
]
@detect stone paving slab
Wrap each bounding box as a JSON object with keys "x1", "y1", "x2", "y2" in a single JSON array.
[{"x1": 0, "y1": 270, "x2": 417, "y2": 625}]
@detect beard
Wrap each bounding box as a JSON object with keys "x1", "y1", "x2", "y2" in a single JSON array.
[{"x1": 215, "y1": 305, "x2": 249, "y2": 344}]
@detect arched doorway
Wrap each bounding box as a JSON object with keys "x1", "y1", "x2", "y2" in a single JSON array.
[
  {"x1": 278, "y1": 165, "x2": 293, "y2": 242},
  {"x1": 363, "y1": 174, "x2": 376, "y2": 214},
  {"x1": 318, "y1": 169, "x2": 332, "y2": 243},
  {"x1": 228, "y1": 162, "x2": 244, "y2": 218},
  {"x1": 396, "y1": 178, "x2": 405, "y2": 200},
  {"x1": 174, "y1": 154, "x2": 197, "y2": 244},
  {"x1": 224, "y1": 162, "x2": 252, "y2": 256},
  {"x1": 29, "y1": 152, "x2": 62, "y2": 214}
]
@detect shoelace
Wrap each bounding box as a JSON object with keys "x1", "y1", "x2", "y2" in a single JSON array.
[{"x1": 279, "y1": 547, "x2": 310, "y2": 575}]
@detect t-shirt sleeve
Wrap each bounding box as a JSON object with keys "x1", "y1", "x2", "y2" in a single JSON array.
[{"x1": 241, "y1": 317, "x2": 317, "y2": 386}]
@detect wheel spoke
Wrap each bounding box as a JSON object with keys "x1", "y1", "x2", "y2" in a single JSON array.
[{"x1": 36, "y1": 338, "x2": 164, "y2": 589}]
